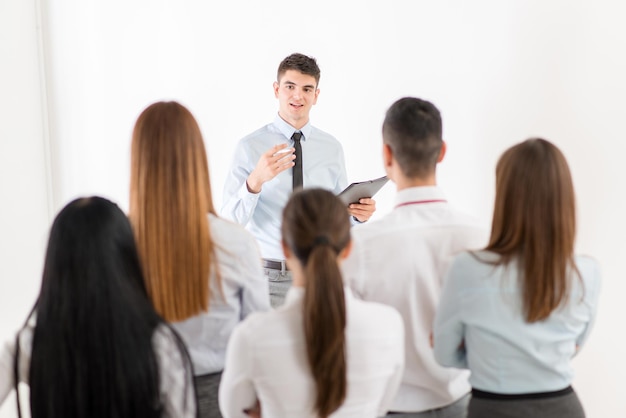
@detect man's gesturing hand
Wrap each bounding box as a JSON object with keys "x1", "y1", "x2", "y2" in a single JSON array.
[{"x1": 246, "y1": 144, "x2": 295, "y2": 194}]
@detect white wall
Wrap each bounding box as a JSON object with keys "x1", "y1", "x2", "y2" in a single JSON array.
[
  {"x1": 1, "y1": 0, "x2": 625, "y2": 416},
  {"x1": 0, "y1": 0, "x2": 51, "y2": 416}
]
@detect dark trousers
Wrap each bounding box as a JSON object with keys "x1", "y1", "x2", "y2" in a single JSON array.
[
  {"x1": 194, "y1": 372, "x2": 223, "y2": 418},
  {"x1": 467, "y1": 387, "x2": 584, "y2": 418}
]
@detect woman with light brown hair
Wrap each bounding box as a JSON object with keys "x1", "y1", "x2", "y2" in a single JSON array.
[
  {"x1": 129, "y1": 101, "x2": 270, "y2": 418},
  {"x1": 219, "y1": 188, "x2": 404, "y2": 418},
  {"x1": 434, "y1": 138, "x2": 601, "y2": 418}
]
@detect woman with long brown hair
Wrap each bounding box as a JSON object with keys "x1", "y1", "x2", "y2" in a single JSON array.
[
  {"x1": 129, "y1": 101, "x2": 270, "y2": 418},
  {"x1": 433, "y1": 138, "x2": 601, "y2": 418},
  {"x1": 219, "y1": 188, "x2": 404, "y2": 418}
]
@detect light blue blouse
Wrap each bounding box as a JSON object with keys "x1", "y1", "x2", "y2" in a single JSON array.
[{"x1": 433, "y1": 251, "x2": 601, "y2": 394}]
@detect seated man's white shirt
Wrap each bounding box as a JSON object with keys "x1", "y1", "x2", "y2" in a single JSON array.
[{"x1": 342, "y1": 185, "x2": 489, "y2": 412}]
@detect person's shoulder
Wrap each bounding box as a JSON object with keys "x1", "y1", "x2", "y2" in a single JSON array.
[
  {"x1": 349, "y1": 216, "x2": 392, "y2": 244},
  {"x1": 152, "y1": 323, "x2": 177, "y2": 344},
  {"x1": 447, "y1": 250, "x2": 495, "y2": 281},
  {"x1": 443, "y1": 204, "x2": 488, "y2": 229},
  {"x1": 209, "y1": 214, "x2": 258, "y2": 250},
  {"x1": 574, "y1": 254, "x2": 602, "y2": 286},
  {"x1": 439, "y1": 204, "x2": 490, "y2": 246},
  {"x1": 232, "y1": 308, "x2": 281, "y2": 341},
  {"x1": 309, "y1": 125, "x2": 342, "y2": 145},
  {"x1": 575, "y1": 254, "x2": 601, "y2": 270},
  {"x1": 447, "y1": 250, "x2": 476, "y2": 270},
  {"x1": 151, "y1": 324, "x2": 187, "y2": 361},
  {"x1": 238, "y1": 123, "x2": 275, "y2": 144},
  {"x1": 348, "y1": 291, "x2": 403, "y2": 331},
  {"x1": 210, "y1": 214, "x2": 250, "y2": 237}
]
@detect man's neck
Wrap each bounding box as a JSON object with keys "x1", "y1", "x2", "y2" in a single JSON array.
[
  {"x1": 278, "y1": 112, "x2": 308, "y2": 130},
  {"x1": 395, "y1": 175, "x2": 437, "y2": 191}
]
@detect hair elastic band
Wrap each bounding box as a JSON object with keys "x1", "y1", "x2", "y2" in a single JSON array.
[{"x1": 312, "y1": 235, "x2": 330, "y2": 247}]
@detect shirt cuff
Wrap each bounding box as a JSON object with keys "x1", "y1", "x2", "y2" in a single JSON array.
[
  {"x1": 238, "y1": 181, "x2": 261, "y2": 203},
  {"x1": 351, "y1": 216, "x2": 364, "y2": 225}
]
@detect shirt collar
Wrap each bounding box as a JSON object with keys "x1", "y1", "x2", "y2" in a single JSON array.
[
  {"x1": 273, "y1": 114, "x2": 312, "y2": 142},
  {"x1": 283, "y1": 285, "x2": 355, "y2": 308},
  {"x1": 393, "y1": 186, "x2": 447, "y2": 208}
]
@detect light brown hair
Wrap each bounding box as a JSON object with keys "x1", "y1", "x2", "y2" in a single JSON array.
[
  {"x1": 281, "y1": 188, "x2": 350, "y2": 417},
  {"x1": 486, "y1": 138, "x2": 578, "y2": 322},
  {"x1": 129, "y1": 101, "x2": 219, "y2": 322}
]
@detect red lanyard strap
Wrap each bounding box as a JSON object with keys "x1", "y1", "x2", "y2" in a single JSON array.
[{"x1": 395, "y1": 199, "x2": 447, "y2": 209}]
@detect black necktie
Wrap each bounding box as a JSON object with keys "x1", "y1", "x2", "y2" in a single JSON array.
[{"x1": 292, "y1": 131, "x2": 303, "y2": 190}]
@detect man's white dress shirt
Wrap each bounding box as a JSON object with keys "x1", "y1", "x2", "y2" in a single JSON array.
[
  {"x1": 221, "y1": 115, "x2": 348, "y2": 259},
  {"x1": 219, "y1": 286, "x2": 405, "y2": 418},
  {"x1": 342, "y1": 186, "x2": 488, "y2": 413}
]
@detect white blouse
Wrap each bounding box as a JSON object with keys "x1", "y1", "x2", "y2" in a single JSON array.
[
  {"x1": 171, "y1": 214, "x2": 270, "y2": 375},
  {"x1": 219, "y1": 286, "x2": 405, "y2": 418}
]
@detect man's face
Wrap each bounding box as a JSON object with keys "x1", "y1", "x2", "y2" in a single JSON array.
[{"x1": 273, "y1": 69, "x2": 319, "y2": 129}]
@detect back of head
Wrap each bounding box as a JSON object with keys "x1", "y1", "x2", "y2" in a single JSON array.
[
  {"x1": 277, "y1": 53, "x2": 321, "y2": 86},
  {"x1": 30, "y1": 196, "x2": 164, "y2": 418},
  {"x1": 281, "y1": 188, "x2": 350, "y2": 417},
  {"x1": 129, "y1": 100, "x2": 217, "y2": 321},
  {"x1": 487, "y1": 138, "x2": 577, "y2": 321},
  {"x1": 382, "y1": 97, "x2": 443, "y2": 179}
]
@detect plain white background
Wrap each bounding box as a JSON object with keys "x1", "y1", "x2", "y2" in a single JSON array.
[{"x1": 1, "y1": 1, "x2": 625, "y2": 416}]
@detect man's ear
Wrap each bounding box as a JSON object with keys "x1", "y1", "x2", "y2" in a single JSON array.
[
  {"x1": 383, "y1": 143, "x2": 393, "y2": 168},
  {"x1": 313, "y1": 88, "x2": 320, "y2": 105},
  {"x1": 273, "y1": 81, "x2": 280, "y2": 98},
  {"x1": 281, "y1": 239, "x2": 292, "y2": 259},
  {"x1": 339, "y1": 239, "x2": 353, "y2": 260},
  {"x1": 437, "y1": 141, "x2": 447, "y2": 163}
]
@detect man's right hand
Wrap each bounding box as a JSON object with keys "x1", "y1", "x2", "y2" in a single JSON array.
[{"x1": 246, "y1": 144, "x2": 295, "y2": 193}]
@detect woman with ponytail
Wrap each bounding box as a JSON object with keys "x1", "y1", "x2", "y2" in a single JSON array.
[
  {"x1": 0, "y1": 196, "x2": 196, "y2": 418},
  {"x1": 219, "y1": 188, "x2": 404, "y2": 418}
]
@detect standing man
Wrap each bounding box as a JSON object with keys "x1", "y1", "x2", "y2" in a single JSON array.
[
  {"x1": 342, "y1": 97, "x2": 488, "y2": 417},
  {"x1": 222, "y1": 53, "x2": 375, "y2": 307}
]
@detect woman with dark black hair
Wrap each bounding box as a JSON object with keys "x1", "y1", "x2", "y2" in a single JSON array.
[{"x1": 0, "y1": 196, "x2": 196, "y2": 418}]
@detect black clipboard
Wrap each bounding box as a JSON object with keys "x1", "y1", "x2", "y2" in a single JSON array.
[{"x1": 338, "y1": 175, "x2": 389, "y2": 205}]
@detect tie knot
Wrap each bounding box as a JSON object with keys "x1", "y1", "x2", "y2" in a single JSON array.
[{"x1": 291, "y1": 131, "x2": 302, "y2": 142}]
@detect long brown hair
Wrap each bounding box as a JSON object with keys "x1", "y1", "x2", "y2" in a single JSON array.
[
  {"x1": 485, "y1": 138, "x2": 577, "y2": 322},
  {"x1": 281, "y1": 188, "x2": 351, "y2": 417},
  {"x1": 129, "y1": 101, "x2": 219, "y2": 322}
]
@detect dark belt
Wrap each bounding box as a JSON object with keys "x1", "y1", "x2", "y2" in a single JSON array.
[
  {"x1": 262, "y1": 259, "x2": 289, "y2": 271},
  {"x1": 471, "y1": 386, "x2": 573, "y2": 400}
]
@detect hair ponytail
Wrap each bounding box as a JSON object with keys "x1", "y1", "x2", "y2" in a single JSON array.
[
  {"x1": 282, "y1": 189, "x2": 351, "y2": 417},
  {"x1": 303, "y1": 244, "x2": 347, "y2": 418}
]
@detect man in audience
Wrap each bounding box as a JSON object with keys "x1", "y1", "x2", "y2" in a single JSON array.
[{"x1": 342, "y1": 97, "x2": 488, "y2": 417}]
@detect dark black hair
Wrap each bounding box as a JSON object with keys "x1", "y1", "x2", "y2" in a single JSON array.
[
  {"x1": 14, "y1": 196, "x2": 195, "y2": 418},
  {"x1": 277, "y1": 53, "x2": 321, "y2": 85},
  {"x1": 382, "y1": 97, "x2": 443, "y2": 178}
]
